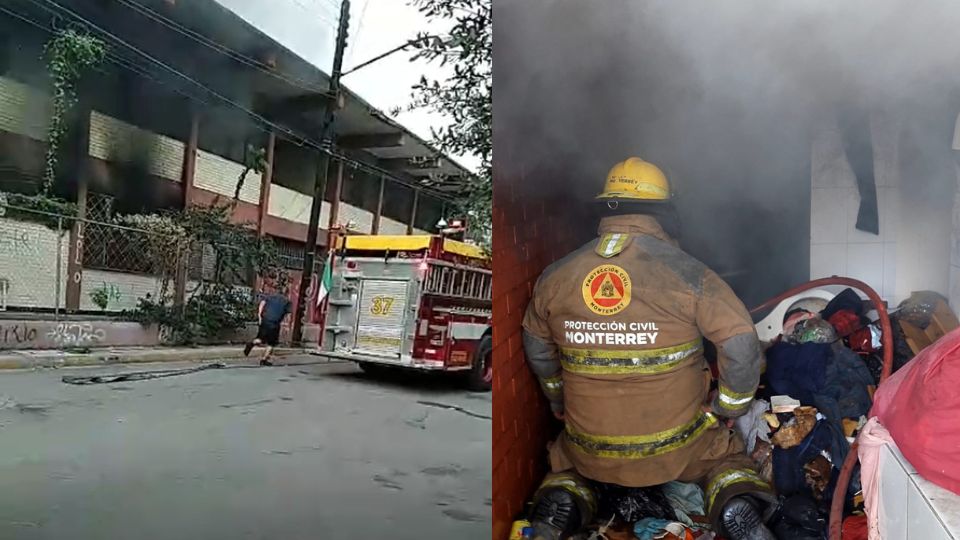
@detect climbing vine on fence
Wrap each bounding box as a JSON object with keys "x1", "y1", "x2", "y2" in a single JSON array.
[
  {"x1": 121, "y1": 204, "x2": 287, "y2": 345},
  {"x1": 0, "y1": 191, "x2": 78, "y2": 230},
  {"x1": 42, "y1": 29, "x2": 107, "y2": 194}
]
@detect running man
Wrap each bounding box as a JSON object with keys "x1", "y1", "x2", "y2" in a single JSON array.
[{"x1": 244, "y1": 285, "x2": 292, "y2": 366}]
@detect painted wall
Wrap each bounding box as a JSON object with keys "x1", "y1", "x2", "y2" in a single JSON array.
[
  {"x1": 0, "y1": 319, "x2": 315, "y2": 350},
  {"x1": 79, "y1": 270, "x2": 163, "y2": 313},
  {"x1": 0, "y1": 217, "x2": 69, "y2": 310},
  {"x1": 0, "y1": 319, "x2": 158, "y2": 350}
]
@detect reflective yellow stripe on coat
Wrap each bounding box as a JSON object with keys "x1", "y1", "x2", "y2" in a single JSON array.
[
  {"x1": 566, "y1": 412, "x2": 718, "y2": 459},
  {"x1": 717, "y1": 384, "x2": 753, "y2": 409},
  {"x1": 705, "y1": 468, "x2": 771, "y2": 512},
  {"x1": 539, "y1": 374, "x2": 564, "y2": 398},
  {"x1": 560, "y1": 339, "x2": 703, "y2": 375}
]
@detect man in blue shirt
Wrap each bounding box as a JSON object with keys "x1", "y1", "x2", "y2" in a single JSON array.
[{"x1": 244, "y1": 285, "x2": 292, "y2": 366}]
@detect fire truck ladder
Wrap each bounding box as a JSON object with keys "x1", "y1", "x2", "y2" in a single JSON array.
[{"x1": 423, "y1": 261, "x2": 492, "y2": 301}]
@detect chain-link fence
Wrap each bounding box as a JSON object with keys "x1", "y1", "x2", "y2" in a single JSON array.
[{"x1": 0, "y1": 195, "x2": 264, "y2": 318}]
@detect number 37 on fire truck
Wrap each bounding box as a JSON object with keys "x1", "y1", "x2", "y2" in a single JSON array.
[{"x1": 317, "y1": 234, "x2": 492, "y2": 392}]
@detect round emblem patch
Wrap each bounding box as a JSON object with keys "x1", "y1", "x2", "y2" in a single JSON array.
[{"x1": 581, "y1": 264, "x2": 632, "y2": 315}]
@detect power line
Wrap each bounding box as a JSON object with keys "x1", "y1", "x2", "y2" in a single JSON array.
[
  {"x1": 112, "y1": 0, "x2": 334, "y2": 97},
  {"x1": 1, "y1": 1, "x2": 458, "y2": 199},
  {"x1": 291, "y1": 0, "x2": 339, "y2": 27},
  {"x1": 24, "y1": 0, "x2": 453, "y2": 197},
  {"x1": 346, "y1": 0, "x2": 370, "y2": 65}
]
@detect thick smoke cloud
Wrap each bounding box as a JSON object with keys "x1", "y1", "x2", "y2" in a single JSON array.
[{"x1": 494, "y1": 0, "x2": 960, "y2": 306}]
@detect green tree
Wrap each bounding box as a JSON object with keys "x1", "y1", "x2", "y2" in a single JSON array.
[{"x1": 408, "y1": 0, "x2": 491, "y2": 245}]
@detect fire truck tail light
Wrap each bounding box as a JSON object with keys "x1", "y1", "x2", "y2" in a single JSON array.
[{"x1": 346, "y1": 260, "x2": 358, "y2": 270}]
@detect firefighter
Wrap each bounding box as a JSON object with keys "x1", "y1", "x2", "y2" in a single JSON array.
[{"x1": 523, "y1": 157, "x2": 775, "y2": 540}]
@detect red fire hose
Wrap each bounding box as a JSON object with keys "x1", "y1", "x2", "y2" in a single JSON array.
[{"x1": 749, "y1": 277, "x2": 894, "y2": 540}]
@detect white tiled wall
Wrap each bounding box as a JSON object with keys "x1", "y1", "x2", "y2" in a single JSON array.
[
  {"x1": 0, "y1": 218, "x2": 68, "y2": 309},
  {"x1": 950, "y1": 160, "x2": 960, "y2": 312},
  {"x1": 194, "y1": 150, "x2": 262, "y2": 204},
  {"x1": 268, "y1": 184, "x2": 331, "y2": 225},
  {"x1": 88, "y1": 112, "x2": 185, "y2": 181},
  {"x1": 879, "y1": 443, "x2": 958, "y2": 539},
  {"x1": 337, "y1": 200, "x2": 374, "y2": 232},
  {"x1": 810, "y1": 114, "x2": 952, "y2": 305},
  {"x1": 0, "y1": 76, "x2": 49, "y2": 141},
  {"x1": 267, "y1": 184, "x2": 420, "y2": 236},
  {"x1": 380, "y1": 217, "x2": 408, "y2": 235}
]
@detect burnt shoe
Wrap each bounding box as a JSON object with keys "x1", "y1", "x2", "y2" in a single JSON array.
[
  {"x1": 243, "y1": 342, "x2": 254, "y2": 356},
  {"x1": 721, "y1": 497, "x2": 777, "y2": 540},
  {"x1": 260, "y1": 359, "x2": 273, "y2": 366}
]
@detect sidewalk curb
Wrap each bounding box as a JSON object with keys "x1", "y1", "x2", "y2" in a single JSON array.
[{"x1": 0, "y1": 347, "x2": 322, "y2": 371}]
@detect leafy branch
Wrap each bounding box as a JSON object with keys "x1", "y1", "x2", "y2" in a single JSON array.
[
  {"x1": 234, "y1": 144, "x2": 268, "y2": 200},
  {"x1": 122, "y1": 204, "x2": 287, "y2": 344},
  {"x1": 42, "y1": 29, "x2": 107, "y2": 195},
  {"x1": 407, "y1": 0, "x2": 491, "y2": 245}
]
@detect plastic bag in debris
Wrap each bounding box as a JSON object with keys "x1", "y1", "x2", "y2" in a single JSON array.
[
  {"x1": 734, "y1": 399, "x2": 771, "y2": 454},
  {"x1": 768, "y1": 493, "x2": 827, "y2": 540},
  {"x1": 897, "y1": 290, "x2": 948, "y2": 329},
  {"x1": 847, "y1": 324, "x2": 881, "y2": 355},
  {"x1": 633, "y1": 519, "x2": 693, "y2": 540},
  {"x1": 784, "y1": 316, "x2": 838, "y2": 345},
  {"x1": 592, "y1": 482, "x2": 676, "y2": 524},
  {"x1": 870, "y1": 326, "x2": 960, "y2": 495}
]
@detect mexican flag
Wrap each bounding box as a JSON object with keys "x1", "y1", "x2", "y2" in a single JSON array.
[{"x1": 316, "y1": 253, "x2": 333, "y2": 307}]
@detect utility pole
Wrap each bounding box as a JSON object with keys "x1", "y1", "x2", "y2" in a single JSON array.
[{"x1": 291, "y1": 0, "x2": 351, "y2": 345}]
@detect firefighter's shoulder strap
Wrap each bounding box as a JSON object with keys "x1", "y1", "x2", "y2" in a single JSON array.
[{"x1": 595, "y1": 233, "x2": 632, "y2": 258}]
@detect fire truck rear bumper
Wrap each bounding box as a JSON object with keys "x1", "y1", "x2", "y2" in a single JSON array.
[{"x1": 320, "y1": 351, "x2": 472, "y2": 372}]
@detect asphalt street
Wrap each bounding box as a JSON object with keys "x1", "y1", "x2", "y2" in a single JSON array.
[{"x1": 0, "y1": 357, "x2": 492, "y2": 539}]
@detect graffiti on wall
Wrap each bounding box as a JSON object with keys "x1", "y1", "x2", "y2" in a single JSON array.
[
  {"x1": 45, "y1": 323, "x2": 106, "y2": 347},
  {"x1": 0, "y1": 322, "x2": 39, "y2": 345},
  {"x1": 0, "y1": 229, "x2": 29, "y2": 255}
]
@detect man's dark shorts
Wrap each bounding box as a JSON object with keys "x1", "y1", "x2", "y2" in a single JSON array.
[{"x1": 256, "y1": 322, "x2": 281, "y2": 346}]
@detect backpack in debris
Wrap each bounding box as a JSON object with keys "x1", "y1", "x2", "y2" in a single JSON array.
[
  {"x1": 772, "y1": 420, "x2": 840, "y2": 498},
  {"x1": 768, "y1": 494, "x2": 828, "y2": 540}
]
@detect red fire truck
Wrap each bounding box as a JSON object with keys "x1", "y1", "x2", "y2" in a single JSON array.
[{"x1": 318, "y1": 234, "x2": 492, "y2": 391}]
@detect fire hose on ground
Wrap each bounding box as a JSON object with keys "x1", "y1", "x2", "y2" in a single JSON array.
[{"x1": 749, "y1": 277, "x2": 894, "y2": 540}]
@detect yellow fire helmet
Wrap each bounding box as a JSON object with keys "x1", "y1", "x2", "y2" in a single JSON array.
[{"x1": 596, "y1": 157, "x2": 671, "y2": 202}]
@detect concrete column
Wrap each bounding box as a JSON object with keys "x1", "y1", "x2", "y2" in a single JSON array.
[
  {"x1": 257, "y1": 131, "x2": 276, "y2": 236},
  {"x1": 328, "y1": 159, "x2": 344, "y2": 230},
  {"x1": 65, "y1": 107, "x2": 92, "y2": 312},
  {"x1": 175, "y1": 111, "x2": 200, "y2": 306},
  {"x1": 181, "y1": 111, "x2": 199, "y2": 208},
  {"x1": 371, "y1": 175, "x2": 385, "y2": 235},
  {"x1": 407, "y1": 189, "x2": 419, "y2": 235}
]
